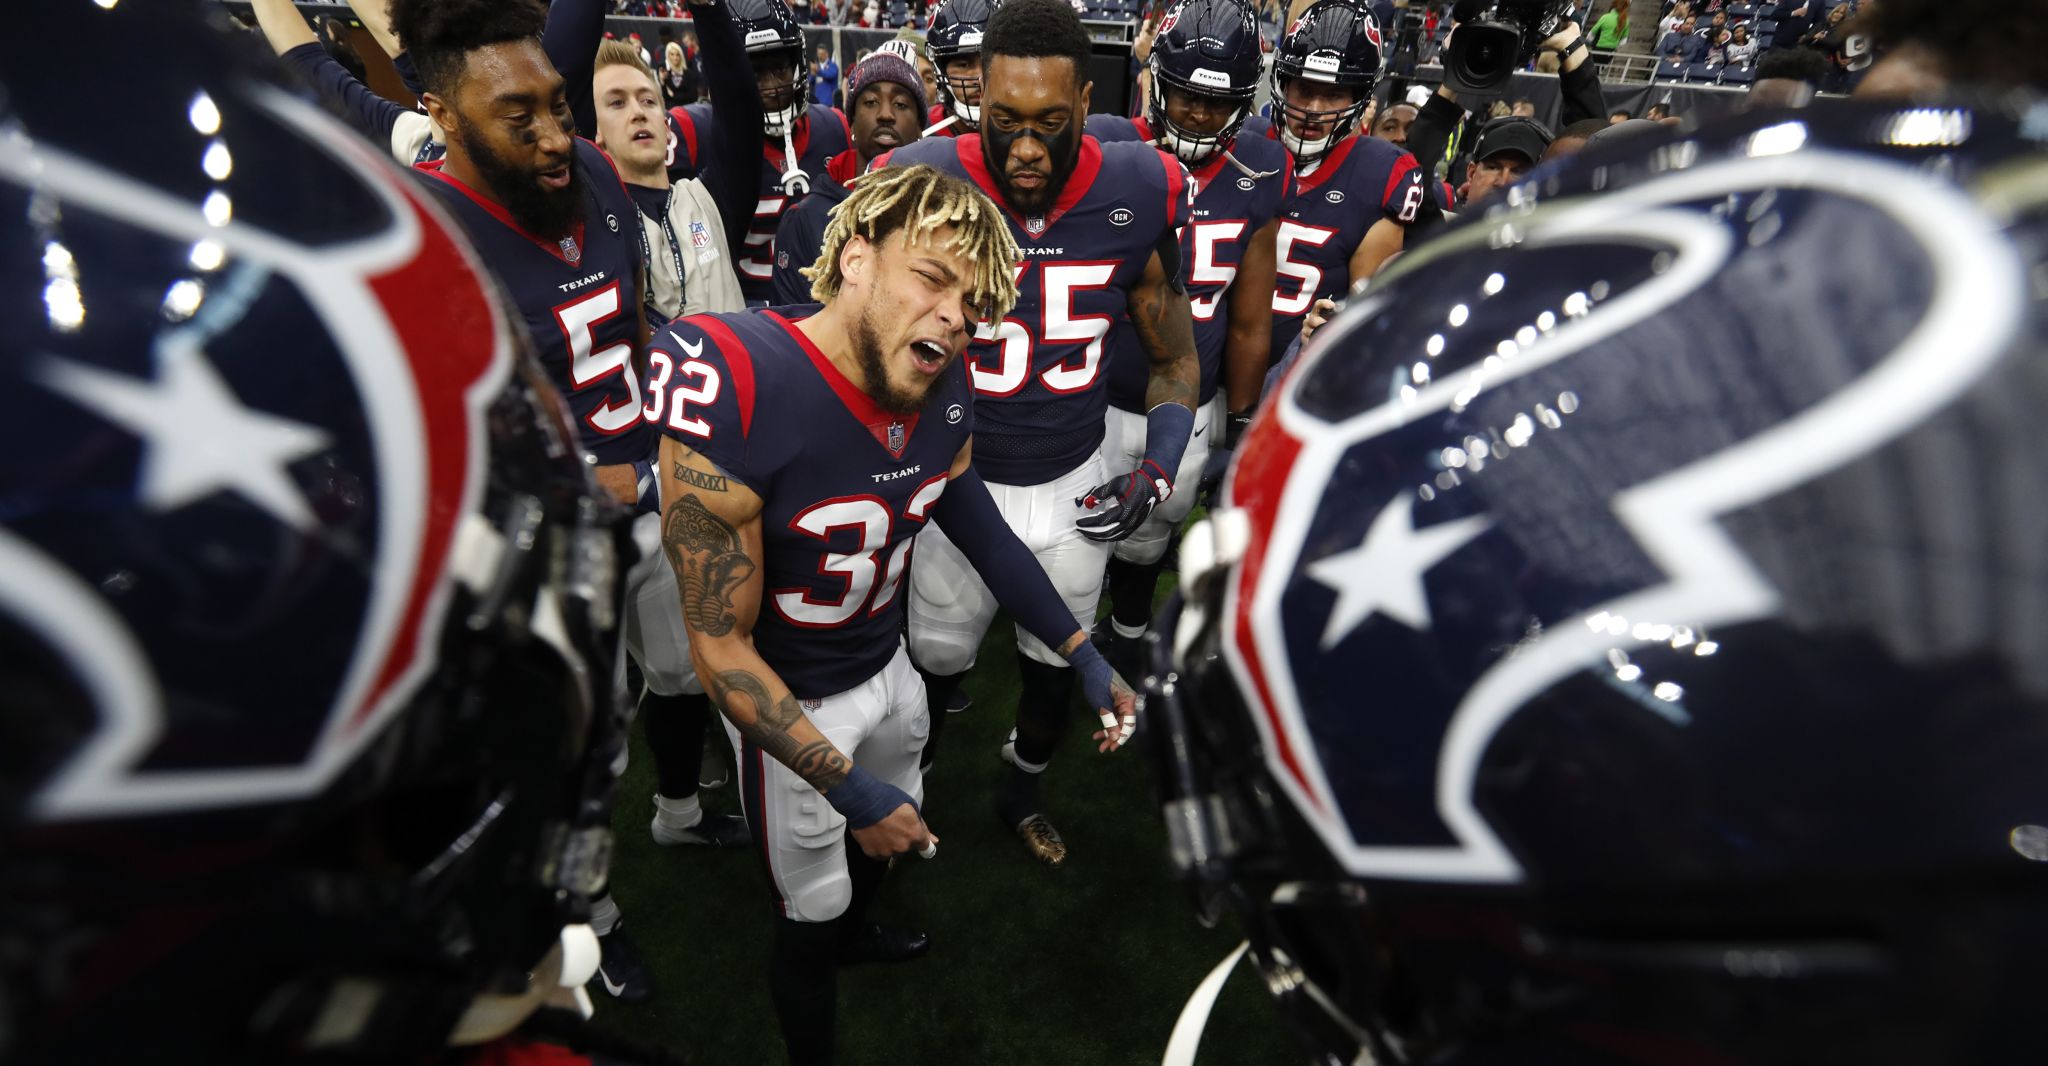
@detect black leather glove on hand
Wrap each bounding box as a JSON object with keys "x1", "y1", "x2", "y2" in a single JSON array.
[{"x1": 1075, "y1": 460, "x2": 1171, "y2": 543}]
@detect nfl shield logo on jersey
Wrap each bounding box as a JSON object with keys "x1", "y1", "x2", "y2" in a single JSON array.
[
  {"x1": 888, "y1": 422, "x2": 906, "y2": 452},
  {"x1": 559, "y1": 233, "x2": 581, "y2": 264}
]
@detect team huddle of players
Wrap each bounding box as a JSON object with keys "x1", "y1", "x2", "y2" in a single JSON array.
[
  {"x1": 268, "y1": 0, "x2": 1433, "y2": 1059},
  {"x1": 456, "y1": 0, "x2": 1421, "y2": 1059}
]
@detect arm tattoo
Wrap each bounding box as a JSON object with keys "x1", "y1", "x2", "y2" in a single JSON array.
[
  {"x1": 1134, "y1": 279, "x2": 1201, "y2": 412},
  {"x1": 711, "y1": 669, "x2": 851, "y2": 790},
  {"x1": 672, "y1": 462, "x2": 728, "y2": 493},
  {"x1": 663, "y1": 493, "x2": 755, "y2": 637}
]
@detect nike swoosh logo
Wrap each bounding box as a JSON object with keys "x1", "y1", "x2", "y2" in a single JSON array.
[
  {"x1": 600, "y1": 967, "x2": 627, "y2": 997},
  {"x1": 1192, "y1": 425, "x2": 1208, "y2": 439},
  {"x1": 680, "y1": 337, "x2": 704, "y2": 358}
]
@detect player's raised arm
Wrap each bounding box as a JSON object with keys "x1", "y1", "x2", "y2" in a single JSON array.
[{"x1": 661, "y1": 436, "x2": 935, "y2": 859}]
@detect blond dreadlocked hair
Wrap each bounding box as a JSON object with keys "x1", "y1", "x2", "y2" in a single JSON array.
[{"x1": 803, "y1": 164, "x2": 1022, "y2": 325}]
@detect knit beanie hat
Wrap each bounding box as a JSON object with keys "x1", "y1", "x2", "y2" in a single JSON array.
[{"x1": 844, "y1": 46, "x2": 927, "y2": 117}]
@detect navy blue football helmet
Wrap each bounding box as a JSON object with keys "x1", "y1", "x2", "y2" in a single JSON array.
[
  {"x1": 1151, "y1": 97, "x2": 2048, "y2": 1065},
  {"x1": 1147, "y1": 0, "x2": 1262, "y2": 164},
  {"x1": 927, "y1": 0, "x2": 1003, "y2": 127},
  {"x1": 732, "y1": 0, "x2": 808, "y2": 137},
  {"x1": 1270, "y1": 0, "x2": 1384, "y2": 166},
  {"x1": 0, "y1": 3, "x2": 629, "y2": 1061}
]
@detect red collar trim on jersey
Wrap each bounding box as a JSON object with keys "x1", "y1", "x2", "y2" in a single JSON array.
[
  {"x1": 825, "y1": 148, "x2": 862, "y2": 187},
  {"x1": 1132, "y1": 115, "x2": 1154, "y2": 143},
  {"x1": 955, "y1": 132, "x2": 1104, "y2": 239},
  {"x1": 1291, "y1": 134, "x2": 1359, "y2": 196},
  {"x1": 417, "y1": 161, "x2": 588, "y2": 265},
  {"x1": 765, "y1": 310, "x2": 921, "y2": 459},
  {"x1": 764, "y1": 111, "x2": 812, "y2": 168}
]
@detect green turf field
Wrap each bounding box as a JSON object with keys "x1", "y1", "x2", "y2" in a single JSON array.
[{"x1": 594, "y1": 592, "x2": 1298, "y2": 1065}]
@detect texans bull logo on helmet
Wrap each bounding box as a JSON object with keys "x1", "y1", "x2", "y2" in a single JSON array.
[
  {"x1": 2, "y1": 87, "x2": 510, "y2": 821},
  {"x1": 1221, "y1": 143, "x2": 2032, "y2": 883}
]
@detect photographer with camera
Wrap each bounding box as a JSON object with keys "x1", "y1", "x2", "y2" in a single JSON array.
[{"x1": 1405, "y1": 0, "x2": 1605, "y2": 225}]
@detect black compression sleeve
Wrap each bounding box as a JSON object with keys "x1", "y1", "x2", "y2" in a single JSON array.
[{"x1": 281, "y1": 42, "x2": 404, "y2": 147}]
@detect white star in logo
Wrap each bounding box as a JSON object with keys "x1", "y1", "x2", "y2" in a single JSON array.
[
  {"x1": 1306, "y1": 494, "x2": 1492, "y2": 648},
  {"x1": 39, "y1": 345, "x2": 332, "y2": 530}
]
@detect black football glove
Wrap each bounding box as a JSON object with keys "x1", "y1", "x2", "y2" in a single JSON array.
[{"x1": 1075, "y1": 460, "x2": 1172, "y2": 543}]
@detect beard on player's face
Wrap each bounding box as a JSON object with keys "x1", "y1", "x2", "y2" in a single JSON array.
[
  {"x1": 454, "y1": 112, "x2": 584, "y2": 240},
  {"x1": 852, "y1": 300, "x2": 941, "y2": 415}
]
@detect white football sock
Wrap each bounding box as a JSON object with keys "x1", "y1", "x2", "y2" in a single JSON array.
[
  {"x1": 1112, "y1": 619, "x2": 1149, "y2": 640},
  {"x1": 589, "y1": 893, "x2": 621, "y2": 937},
  {"x1": 652, "y1": 792, "x2": 704, "y2": 830}
]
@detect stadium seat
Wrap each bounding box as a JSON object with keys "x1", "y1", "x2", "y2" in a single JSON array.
[
  {"x1": 1686, "y1": 61, "x2": 1723, "y2": 83},
  {"x1": 1759, "y1": 33, "x2": 1775, "y2": 48},
  {"x1": 1653, "y1": 55, "x2": 1687, "y2": 81},
  {"x1": 1722, "y1": 61, "x2": 1756, "y2": 84},
  {"x1": 1758, "y1": 2, "x2": 1779, "y2": 16},
  {"x1": 1728, "y1": 2, "x2": 1754, "y2": 16},
  {"x1": 1757, "y1": 18, "x2": 1778, "y2": 34}
]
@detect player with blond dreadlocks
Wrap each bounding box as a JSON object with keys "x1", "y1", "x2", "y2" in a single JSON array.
[{"x1": 648, "y1": 163, "x2": 1138, "y2": 1066}]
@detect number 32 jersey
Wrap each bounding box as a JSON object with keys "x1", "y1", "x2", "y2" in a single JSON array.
[
  {"x1": 1241, "y1": 119, "x2": 1427, "y2": 359},
  {"x1": 874, "y1": 133, "x2": 1192, "y2": 486},
  {"x1": 646, "y1": 309, "x2": 975, "y2": 699}
]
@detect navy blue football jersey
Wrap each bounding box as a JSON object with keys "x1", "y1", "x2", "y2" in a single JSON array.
[
  {"x1": 874, "y1": 133, "x2": 1193, "y2": 485},
  {"x1": 1242, "y1": 117, "x2": 1427, "y2": 359},
  {"x1": 647, "y1": 309, "x2": 975, "y2": 698},
  {"x1": 1086, "y1": 115, "x2": 1292, "y2": 412},
  {"x1": 671, "y1": 104, "x2": 852, "y2": 302},
  {"x1": 415, "y1": 138, "x2": 651, "y2": 466}
]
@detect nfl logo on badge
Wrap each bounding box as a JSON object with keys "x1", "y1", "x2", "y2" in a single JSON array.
[
  {"x1": 558, "y1": 234, "x2": 581, "y2": 263},
  {"x1": 888, "y1": 422, "x2": 906, "y2": 452},
  {"x1": 1025, "y1": 216, "x2": 1046, "y2": 235},
  {"x1": 946, "y1": 403, "x2": 963, "y2": 424}
]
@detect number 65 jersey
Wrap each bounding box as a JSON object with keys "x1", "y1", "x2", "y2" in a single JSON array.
[
  {"x1": 873, "y1": 134, "x2": 1192, "y2": 486},
  {"x1": 645, "y1": 308, "x2": 975, "y2": 699}
]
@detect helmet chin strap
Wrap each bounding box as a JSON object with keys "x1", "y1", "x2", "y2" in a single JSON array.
[
  {"x1": 1155, "y1": 112, "x2": 1281, "y2": 180},
  {"x1": 921, "y1": 113, "x2": 959, "y2": 138},
  {"x1": 778, "y1": 124, "x2": 810, "y2": 196},
  {"x1": 764, "y1": 100, "x2": 809, "y2": 196}
]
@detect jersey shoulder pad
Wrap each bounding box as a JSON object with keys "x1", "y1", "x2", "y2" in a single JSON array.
[
  {"x1": 1085, "y1": 113, "x2": 1141, "y2": 143},
  {"x1": 651, "y1": 313, "x2": 772, "y2": 485},
  {"x1": 1102, "y1": 138, "x2": 1193, "y2": 232},
  {"x1": 812, "y1": 104, "x2": 853, "y2": 151},
  {"x1": 872, "y1": 134, "x2": 957, "y2": 171}
]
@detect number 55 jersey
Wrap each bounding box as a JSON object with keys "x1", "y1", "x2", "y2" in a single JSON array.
[
  {"x1": 644, "y1": 308, "x2": 975, "y2": 699},
  {"x1": 873, "y1": 133, "x2": 1192, "y2": 487}
]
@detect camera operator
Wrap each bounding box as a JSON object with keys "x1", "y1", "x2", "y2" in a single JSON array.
[{"x1": 1406, "y1": 0, "x2": 1605, "y2": 227}]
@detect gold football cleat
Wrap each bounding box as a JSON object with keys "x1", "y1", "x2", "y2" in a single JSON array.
[{"x1": 1014, "y1": 814, "x2": 1067, "y2": 867}]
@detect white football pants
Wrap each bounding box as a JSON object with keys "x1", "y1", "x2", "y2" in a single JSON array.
[
  {"x1": 906, "y1": 448, "x2": 1111, "y2": 674},
  {"x1": 726, "y1": 645, "x2": 928, "y2": 923}
]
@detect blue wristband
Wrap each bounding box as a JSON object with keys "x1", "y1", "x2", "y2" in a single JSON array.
[
  {"x1": 1142, "y1": 402, "x2": 1196, "y2": 488},
  {"x1": 822, "y1": 765, "x2": 915, "y2": 829},
  {"x1": 1067, "y1": 640, "x2": 1116, "y2": 714}
]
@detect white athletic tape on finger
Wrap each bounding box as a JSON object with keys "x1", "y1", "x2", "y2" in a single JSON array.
[
  {"x1": 1099, "y1": 709, "x2": 1119, "y2": 735},
  {"x1": 1118, "y1": 712, "x2": 1138, "y2": 747},
  {"x1": 920, "y1": 841, "x2": 937, "y2": 859}
]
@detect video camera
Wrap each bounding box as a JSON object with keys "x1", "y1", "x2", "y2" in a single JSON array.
[{"x1": 1443, "y1": 0, "x2": 1573, "y2": 95}]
